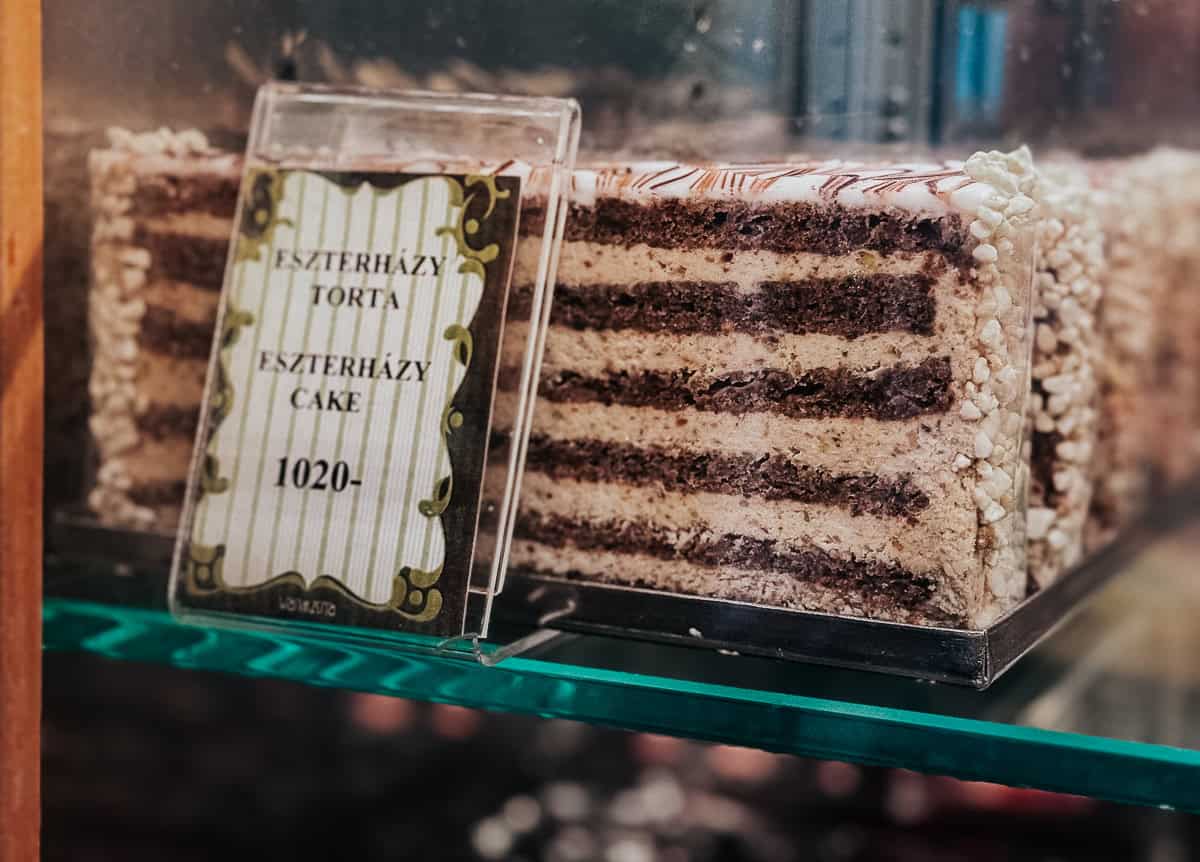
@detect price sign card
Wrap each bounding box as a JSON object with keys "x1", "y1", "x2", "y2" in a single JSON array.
[{"x1": 170, "y1": 84, "x2": 580, "y2": 642}]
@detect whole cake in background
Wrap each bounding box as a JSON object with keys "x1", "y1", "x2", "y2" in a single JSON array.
[
  {"x1": 87, "y1": 128, "x2": 241, "y2": 529},
  {"x1": 1084, "y1": 151, "x2": 1200, "y2": 551},
  {"x1": 1139, "y1": 151, "x2": 1200, "y2": 490},
  {"x1": 1085, "y1": 158, "x2": 1166, "y2": 547}
]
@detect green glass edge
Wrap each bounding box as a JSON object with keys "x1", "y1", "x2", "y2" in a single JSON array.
[{"x1": 42, "y1": 597, "x2": 1200, "y2": 812}]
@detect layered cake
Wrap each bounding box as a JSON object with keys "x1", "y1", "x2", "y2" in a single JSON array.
[
  {"x1": 503, "y1": 153, "x2": 1040, "y2": 628},
  {"x1": 87, "y1": 128, "x2": 241, "y2": 529},
  {"x1": 1025, "y1": 165, "x2": 1105, "y2": 587},
  {"x1": 87, "y1": 136, "x2": 1043, "y2": 629},
  {"x1": 87, "y1": 128, "x2": 1200, "y2": 630}
]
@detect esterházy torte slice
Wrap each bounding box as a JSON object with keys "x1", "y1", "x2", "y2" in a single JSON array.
[
  {"x1": 85, "y1": 135, "x2": 1050, "y2": 629},
  {"x1": 87, "y1": 128, "x2": 241, "y2": 529},
  {"x1": 77, "y1": 129, "x2": 1200, "y2": 630},
  {"x1": 503, "y1": 152, "x2": 1040, "y2": 628}
]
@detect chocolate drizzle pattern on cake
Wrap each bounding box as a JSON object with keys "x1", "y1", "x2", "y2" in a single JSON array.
[{"x1": 597, "y1": 162, "x2": 976, "y2": 202}]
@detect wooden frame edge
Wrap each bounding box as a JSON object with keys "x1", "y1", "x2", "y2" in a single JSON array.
[{"x1": 0, "y1": 0, "x2": 44, "y2": 859}]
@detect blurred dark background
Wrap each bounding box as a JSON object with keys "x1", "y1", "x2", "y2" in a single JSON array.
[
  {"x1": 42, "y1": 0, "x2": 1200, "y2": 150},
  {"x1": 42, "y1": 651, "x2": 1200, "y2": 862}
]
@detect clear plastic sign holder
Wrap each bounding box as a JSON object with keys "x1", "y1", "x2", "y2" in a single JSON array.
[{"x1": 168, "y1": 83, "x2": 579, "y2": 663}]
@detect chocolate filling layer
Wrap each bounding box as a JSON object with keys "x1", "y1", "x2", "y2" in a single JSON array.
[
  {"x1": 136, "y1": 404, "x2": 200, "y2": 439},
  {"x1": 513, "y1": 511, "x2": 944, "y2": 615},
  {"x1": 534, "y1": 356, "x2": 954, "y2": 421},
  {"x1": 131, "y1": 173, "x2": 239, "y2": 218},
  {"x1": 515, "y1": 434, "x2": 929, "y2": 518},
  {"x1": 140, "y1": 306, "x2": 215, "y2": 359},
  {"x1": 128, "y1": 479, "x2": 188, "y2": 508},
  {"x1": 134, "y1": 227, "x2": 230, "y2": 289},
  {"x1": 508, "y1": 274, "x2": 937, "y2": 338},
  {"x1": 522, "y1": 199, "x2": 971, "y2": 262}
]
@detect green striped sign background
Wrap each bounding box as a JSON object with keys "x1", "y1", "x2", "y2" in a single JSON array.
[{"x1": 192, "y1": 172, "x2": 478, "y2": 609}]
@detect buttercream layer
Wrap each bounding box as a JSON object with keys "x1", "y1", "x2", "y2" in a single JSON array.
[
  {"x1": 511, "y1": 469, "x2": 972, "y2": 583},
  {"x1": 137, "y1": 211, "x2": 236, "y2": 241},
  {"x1": 495, "y1": 397, "x2": 968, "y2": 477},
  {"x1": 516, "y1": 512, "x2": 937, "y2": 602},
  {"x1": 120, "y1": 436, "x2": 194, "y2": 486},
  {"x1": 508, "y1": 433, "x2": 929, "y2": 518},
  {"x1": 134, "y1": 353, "x2": 207, "y2": 409},
  {"x1": 533, "y1": 357, "x2": 954, "y2": 422},
  {"x1": 509, "y1": 541, "x2": 963, "y2": 626},
  {"x1": 513, "y1": 238, "x2": 947, "y2": 287},
  {"x1": 505, "y1": 319, "x2": 974, "y2": 390},
  {"x1": 142, "y1": 278, "x2": 221, "y2": 321}
]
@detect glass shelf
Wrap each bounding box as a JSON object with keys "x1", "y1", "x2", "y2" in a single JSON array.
[{"x1": 43, "y1": 519, "x2": 1200, "y2": 813}]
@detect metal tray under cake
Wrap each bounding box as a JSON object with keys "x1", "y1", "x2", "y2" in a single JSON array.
[{"x1": 49, "y1": 487, "x2": 1198, "y2": 688}]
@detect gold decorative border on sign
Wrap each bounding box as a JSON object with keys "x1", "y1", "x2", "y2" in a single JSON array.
[
  {"x1": 187, "y1": 172, "x2": 505, "y2": 627},
  {"x1": 235, "y1": 169, "x2": 292, "y2": 263},
  {"x1": 199, "y1": 307, "x2": 254, "y2": 500},
  {"x1": 436, "y1": 174, "x2": 511, "y2": 278},
  {"x1": 418, "y1": 323, "x2": 473, "y2": 519},
  {"x1": 185, "y1": 543, "x2": 443, "y2": 623}
]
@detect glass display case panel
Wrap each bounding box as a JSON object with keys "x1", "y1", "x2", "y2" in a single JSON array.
[{"x1": 40, "y1": 0, "x2": 1200, "y2": 677}]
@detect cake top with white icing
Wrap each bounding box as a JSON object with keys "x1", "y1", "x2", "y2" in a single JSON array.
[
  {"x1": 95, "y1": 127, "x2": 1035, "y2": 219},
  {"x1": 568, "y1": 159, "x2": 1000, "y2": 215},
  {"x1": 94, "y1": 127, "x2": 241, "y2": 176}
]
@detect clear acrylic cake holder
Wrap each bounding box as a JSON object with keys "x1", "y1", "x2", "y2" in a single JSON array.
[
  {"x1": 52, "y1": 112, "x2": 1165, "y2": 682},
  {"x1": 159, "y1": 83, "x2": 580, "y2": 662},
  {"x1": 486, "y1": 158, "x2": 1127, "y2": 689}
]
